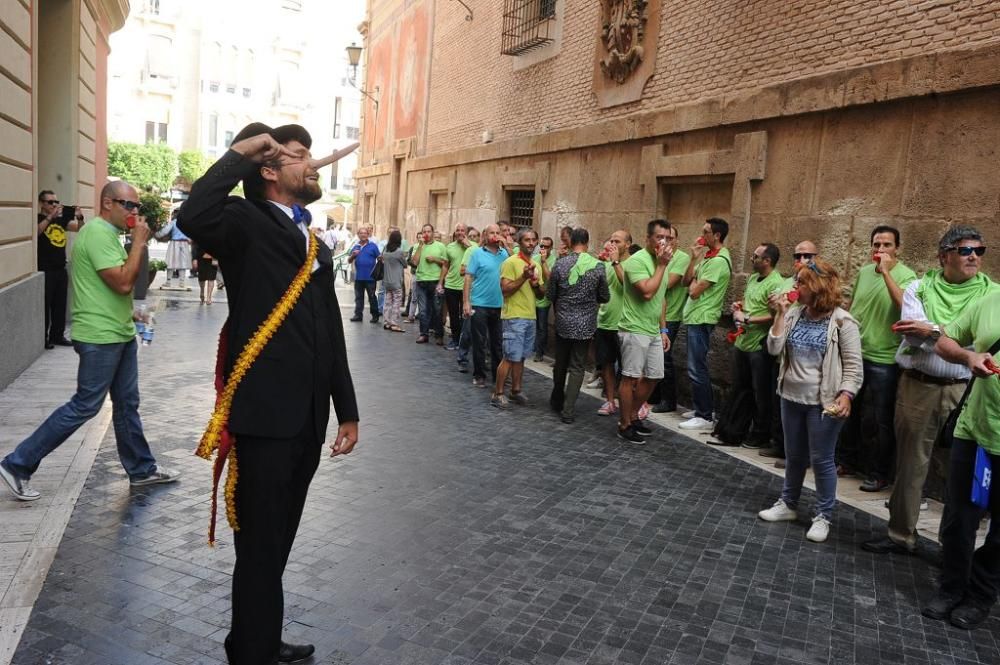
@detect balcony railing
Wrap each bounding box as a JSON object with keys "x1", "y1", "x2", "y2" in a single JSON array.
[{"x1": 501, "y1": 0, "x2": 556, "y2": 56}]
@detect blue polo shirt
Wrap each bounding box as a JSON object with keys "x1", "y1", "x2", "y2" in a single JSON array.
[
  {"x1": 350, "y1": 241, "x2": 381, "y2": 281},
  {"x1": 466, "y1": 246, "x2": 509, "y2": 308}
]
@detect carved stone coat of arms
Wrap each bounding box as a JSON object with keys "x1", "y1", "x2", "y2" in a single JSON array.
[{"x1": 600, "y1": 0, "x2": 649, "y2": 84}]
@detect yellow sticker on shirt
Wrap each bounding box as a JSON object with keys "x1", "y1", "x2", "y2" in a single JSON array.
[{"x1": 44, "y1": 223, "x2": 67, "y2": 248}]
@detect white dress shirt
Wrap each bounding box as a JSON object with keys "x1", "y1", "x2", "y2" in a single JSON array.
[
  {"x1": 268, "y1": 200, "x2": 319, "y2": 272},
  {"x1": 894, "y1": 279, "x2": 971, "y2": 380}
]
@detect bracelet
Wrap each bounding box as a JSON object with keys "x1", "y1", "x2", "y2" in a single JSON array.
[{"x1": 660, "y1": 328, "x2": 670, "y2": 335}]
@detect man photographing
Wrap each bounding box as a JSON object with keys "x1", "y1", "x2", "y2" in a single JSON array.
[
  {"x1": 37, "y1": 190, "x2": 84, "y2": 348},
  {"x1": 179, "y1": 124, "x2": 360, "y2": 664}
]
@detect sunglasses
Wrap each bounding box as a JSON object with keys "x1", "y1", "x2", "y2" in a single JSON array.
[
  {"x1": 750, "y1": 254, "x2": 764, "y2": 262},
  {"x1": 793, "y1": 252, "x2": 816, "y2": 261},
  {"x1": 946, "y1": 246, "x2": 987, "y2": 257},
  {"x1": 43, "y1": 199, "x2": 60, "y2": 205},
  {"x1": 113, "y1": 199, "x2": 141, "y2": 212}
]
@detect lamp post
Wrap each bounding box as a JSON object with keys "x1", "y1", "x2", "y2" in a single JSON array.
[{"x1": 345, "y1": 42, "x2": 379, "y2": 112}]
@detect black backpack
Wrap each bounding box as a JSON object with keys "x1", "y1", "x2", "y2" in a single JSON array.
[{"x1": 711, "y1": 389, "x2": 755, "y2": 445}]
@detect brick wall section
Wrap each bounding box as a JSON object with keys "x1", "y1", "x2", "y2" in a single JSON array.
[{"x1": 425, "y1": 0, "x2": 1000, "y2": 155}]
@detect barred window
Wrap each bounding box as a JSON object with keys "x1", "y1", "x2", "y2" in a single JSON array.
[
  {"x1": 508, "y1": 190, "x2": 536, "y2": 232},
  {"x1": 501, "y1": 0, "x2": 555, "y2": 56}
]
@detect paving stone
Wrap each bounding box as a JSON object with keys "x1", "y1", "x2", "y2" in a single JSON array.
[{"x1": 7, "y1": 297, "x2": 1000, "y2": 664}]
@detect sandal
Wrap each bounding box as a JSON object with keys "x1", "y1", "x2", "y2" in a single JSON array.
[
  {"x1": 383, "y1": 323, "x2": 391, "y2": 330},
  {"x1": 390, "y1": 324, "x2": 405, "y2": 333}
]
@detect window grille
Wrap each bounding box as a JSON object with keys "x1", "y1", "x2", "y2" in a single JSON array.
[
  {"x1": 508, "y1": 190, "x2": 536, "y2": 231},
  {"x1": 501, "y1": 0, "x2": 555, "y2": 56}
]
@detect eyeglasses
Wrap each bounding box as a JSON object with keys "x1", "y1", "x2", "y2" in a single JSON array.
[
  {"x1": 750, "y1": 254, "x2": 764, "y2": 262},
  {"x1": 113, "y1": 199, "x2": 141, "y2": 212},
  {"x1": 43, "y1": 199, "x2": 59, "y2": 205},
  {"x1": 793, "y1": 252, "x2": 816, "y2": 261},
  {"x1": 945, "y1": 246, "x2": 987, "y2": 257}
]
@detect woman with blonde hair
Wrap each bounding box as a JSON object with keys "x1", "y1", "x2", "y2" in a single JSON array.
[{"x1": 758, "y1": 258, "x2": 863, "y2": 543}]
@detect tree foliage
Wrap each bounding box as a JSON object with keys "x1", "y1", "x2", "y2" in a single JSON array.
[
  {"x1": 177, "y1": 150, "x2": 210, "y2": 187},
  {"x1": 138, "y1": 192, "x2": 169, "y2": 237},
  {"x1": 107, "y1": 141, "x2": 178, "y2": 193}
]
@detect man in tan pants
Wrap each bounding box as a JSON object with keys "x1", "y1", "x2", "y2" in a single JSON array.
[{"x1": 862, "y1": 226, "x2": 997, "y2": 555}]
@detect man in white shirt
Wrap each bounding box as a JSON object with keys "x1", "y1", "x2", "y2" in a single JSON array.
[{"x1": 863, "y1": 226, "x2": 997, "y2": 556}]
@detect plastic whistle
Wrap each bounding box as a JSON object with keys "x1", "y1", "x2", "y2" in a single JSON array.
[
  {"x1": 126, "y1": 214, "x2": 137, "y2": 229},
  {"x1": 872, "y1": 251, "x2": 882, "y2": 264},
  {"x1": 786, "y1": 289, "x2": 800, "y2": 303},
  {"x1": 696, "y1": 237, "x2": 707, "y2": 247},
  {"x1": 985, "y1": 358, "x2": 1000, "y2": 375}
]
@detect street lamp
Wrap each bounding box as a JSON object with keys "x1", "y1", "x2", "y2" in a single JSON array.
[{"x1": 345, "y1": 42, "x2": 378, "y2": 113}]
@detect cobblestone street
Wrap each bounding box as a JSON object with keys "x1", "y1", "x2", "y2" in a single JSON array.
[{"x1": 7, "y1": 294, "x2": 1000, "y2": 665}]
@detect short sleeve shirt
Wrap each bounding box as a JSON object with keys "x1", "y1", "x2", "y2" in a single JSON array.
[
  {"x1": 466, "y1": 247, "x2": 508, "y2": 308},
  {"x1": 682, "y1": 248, "x2": 732, "y2": 326},
  {"x1": 535, "y1": 252, "x2": 558, "y2": 308},
  {"x1": 414, "y1": 241, "x2": 448, "y2": 282},
  {"x1": 664, "y1": 250, "x2": 691, "y2": 323},
  {"x1": 445, "y1": 241, "x2": 472, "y2": 290},
  {"x1": 619, "y1": 249, "x2": 668, "y2": 336},
  {"x1": 597, "y1": 262, "x2": 623, "y2": 331},
  {"x1": 501, "y1": 254, "x2": 543, "y2": 320},
  {"x1": 850, "y1": 262, "x2": 917, "y2": 364},
  {"x1": 735, "y1": 269, "x2": 785, "y2": 352},
  {"x1": 945, "y1": 292, "x2": 1000, "y2": 454},
  {"x1": 70, "y1": 218, "x2": 136, "y2": 343}
]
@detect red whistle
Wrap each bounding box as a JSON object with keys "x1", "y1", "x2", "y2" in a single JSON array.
[
  {"x1": 726, "y1": 327, "x2": 745, "y2": 344},
  {"x1": 786, "y1": 290, "x2": 800, "y2": 303},
  {"x1": 696, "y1": 237, "x2": 707, "y2": 246},
  {"x1": 126, "y1": 214, "x2": 137, "y2": 229},
  {"x1": 872, "y1": 252, "x2": 881, "y2": 263},
  {"x1": 985, "y1": 358, "x2": 1000, "y2": 375},
  {"x1": 598, "y1": 250, "x2": 610, "y2": 261}
]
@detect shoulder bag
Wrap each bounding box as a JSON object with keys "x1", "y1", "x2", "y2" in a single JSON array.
[{"x1": 936, "y1": 335, "x2": 1000, "y2": 449}]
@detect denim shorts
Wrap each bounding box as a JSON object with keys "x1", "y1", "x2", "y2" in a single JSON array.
[{"x1": 502, "y1": 318, "x2": 535, "y2": 363}]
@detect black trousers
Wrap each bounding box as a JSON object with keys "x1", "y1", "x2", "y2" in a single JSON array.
[
  {"x1": 649, "y1": 321, "x2": 680, "y2": 406},
  {"x1": 444, "y1": 288, "x2": 464, "y2": 345},
  {"x1": 353, "y1": 279, "x2": 378, "y2": 318},
  {"x1": 43, "y1": 268, "x2": 68, "y2": 343},
  {"x1": 939, "y1": 437, "x2": 1000, "y2": 607},
  {"x1": 550, "y1": 335, "x2": 591, "y2": 417},
  {"x1": 471, "y1": 307, "x2": 502, "y2": 380},
  {"x1": 731, "y1": 347, "x2": 777, "y2": 443},
  {"x1": 229, "y1": 421, "x2": 321, "y2": 664}
]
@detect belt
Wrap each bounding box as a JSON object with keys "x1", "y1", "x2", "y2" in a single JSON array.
[{"x1": 904, "y1": 368, "x2": 969, "y2": 386}]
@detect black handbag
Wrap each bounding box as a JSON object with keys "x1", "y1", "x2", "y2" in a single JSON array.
[
  {"x1": 370, "y1": 256, "x2": 385, "y2": 281},
  {"x1": 936, "y1": 335, "x2": 1000, "y2": 449}
]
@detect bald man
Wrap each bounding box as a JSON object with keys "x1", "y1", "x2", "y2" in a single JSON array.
[{"x1": 1, "y1": 181, "x2": 179, "y2": 502}]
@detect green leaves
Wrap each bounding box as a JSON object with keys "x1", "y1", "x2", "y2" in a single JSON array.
[
  {"x1": 178, "y1": 150, "x2": 210, "y2": 187},
  {"x1": 107, "y1": 141, "x2": 179, "y2": 193}
]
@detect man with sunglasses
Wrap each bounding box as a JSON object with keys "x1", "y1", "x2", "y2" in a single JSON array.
[
  {"x1": 841, "y1": 225, "x2": 917, "y2": 493},
  {"x1": 863, "y1": 227, "x2": 997, "y2": 560},
  {"x1": 36, "y1": 190, "x2": 84, "y2": 348},
  {"x1": 783, "y1": 241, "x2": 820, "y2": 291},
  {"x1": 1, "y1": 181, "x2": 179, "y2": 503}
]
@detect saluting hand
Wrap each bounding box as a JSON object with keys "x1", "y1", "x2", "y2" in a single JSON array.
[{"x1": 230, "y1": 133, "x2": 301, "y2": 163}]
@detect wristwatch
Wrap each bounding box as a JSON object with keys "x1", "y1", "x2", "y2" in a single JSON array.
[
  {"x1": 611, "y1": 260, "x2": 620, "y2": 266},
  {"x1": 929, "y1": 324, "x2": 941, "y2": 340}
]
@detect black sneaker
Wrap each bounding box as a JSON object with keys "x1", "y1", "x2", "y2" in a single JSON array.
[
  {"x1": 631, "y1": 420, "x2": 653, "y2": 437},
  {"x1": 617, "y1": 426, "x2": 645, "y2": 444}
]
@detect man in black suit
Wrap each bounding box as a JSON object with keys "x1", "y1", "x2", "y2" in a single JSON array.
[{"x1": 179, "y1": 123, "x2": 360, "y2": 665}]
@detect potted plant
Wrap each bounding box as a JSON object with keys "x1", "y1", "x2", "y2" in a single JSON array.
[
  {"x1": 126, "y1": 192, "x2": 170, "y2": 300},
  {"x1": 148, "y1": 259, "x2": 167, "y2": 287}
]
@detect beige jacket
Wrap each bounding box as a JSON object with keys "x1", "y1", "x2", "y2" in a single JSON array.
[{"x1": 766, "y1": 306, "x2": 864, "y2": 405}]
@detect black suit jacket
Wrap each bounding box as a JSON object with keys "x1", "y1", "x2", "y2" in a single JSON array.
[{"x1": 178, "y1": 149, "x2": 359, "y2": 442}]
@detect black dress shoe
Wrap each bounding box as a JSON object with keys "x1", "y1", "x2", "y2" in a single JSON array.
[
  {"x1": 44, "y1": 342, "x2": 55, "y2": 350},
  {"x1": 51, "y1": 338, "x2": 73, "y2": 346},
  {"x1": 707, "y1": 439, "x2": 740, "y2": 447},
  {"x1": 349, "y1": 316, "x2": 363, "y2": 322},
  {"x1": 861, "y1": 536, "x2": 912, "y2": 555},
  {"x1": 921, "y1": 592, "x2": 964, "y2": 621},
  {"x1": 758, "y1": 447, "x2": 784, "y2": 459},
  {"x1": 651, "y1": 401, "x2": 676, "y2": 413},
  {"x1": 950, "y1": 602, "x2": 990, "y2": 630},
  {"x1": 278, "y1": 641, "x2": 315, "y2": 663}
]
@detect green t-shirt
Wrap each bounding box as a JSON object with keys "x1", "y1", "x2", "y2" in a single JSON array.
[
  {"x1": 664, "y1": 250, "x2": 691, "y2": 323},
  {"x1": 70, "y1": 218, "x2": 136, "y2": 344},
  {"x1": 414, "y1": 240, "x2": 448, "y2": 282},
  {"x1": 619, "y1": 249, "x2": 668, "y2": 336},
  {"x1": 735, "y1": 269, "x2": 785, "y2": 352},
  {"x1": 444, "y1": 241, "x2": 474, "y2": 290},
  {"x1": 597, "y1": 261, "x2": 623, "y2": 331},
  {"x1": 461, "y1": 243, "x2": 478, "y2": 267},
  {"x1": 850, "y1": 262, "x2": 917, "y2": 364},
  {"x1": 535, "y1": 252, "x2": 558, "y2": 308},
  {"x1": 682, "y1": 248, "x2": 732, "y2": 326},
  {"x1": 946, "y1": 292, "x2": 1000, "y2": 454},
  {"x1": 500, "y1": 254, "x2": 542, "y2": 320}
]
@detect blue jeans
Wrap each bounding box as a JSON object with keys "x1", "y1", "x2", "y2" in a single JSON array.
[
  {"x1": 534, "y1": 306, "x2": 550, "y2": 356},
  {"x1": 839, "y1": 360, "x2": 898, "y2": 480},
  {"x1": 2, "y1": 340, "x2": 157, "y2": 481},
  {"x1": 686, "y1": 323, "x2": 715, "y2": 419},
  {"x1": 415, "y1": 281, "x2": 443, "y2": 337},
  {"x1": 377, "y1": 280, "x2": 386, "y2": 315},
  {"x1": 780, "y1": 399, "x2": 845, "y2": 519}
]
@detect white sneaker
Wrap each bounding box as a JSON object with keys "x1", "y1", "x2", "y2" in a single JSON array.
[
  {"x1": 678, "y1": 416, "x2": 713, "y2": 431},
  {"x1": 758, "y1": 500, "x2": 797, "y2": 522},
  {"x1": 130, "y1": 466, "x2": 181, "y2": 487},
  {"x1": 585, "y1": 376, "x2": 603, "y2": 390},
  {"x1": 681, "y1": 410, "x2": 696, "y2": 419},
  {"x1": 0, "y1": 462, "x2": 41, "y2": 501},
  {"x1": 806, "y1": 515, "x2": 831, "y2": 542}
]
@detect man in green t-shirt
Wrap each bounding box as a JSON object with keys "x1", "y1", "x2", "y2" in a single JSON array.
[
  {"x1": 616, "y1": 220, "x2": 673, "y2": 443},
  {"x1": 840, "y1": 225, "x2": 918, "y2": 493},
  {"x1": 409, "y1": 223, "x2": 450, "y2": 344},
  {"x1": 925, "y1": 289, "x2": 1000, "y2": 630},
  {"x1": 443, "y1": 224, "x2": 474, "y2": 350},
  {"x1": 710, "y1": 243, "x2": 784, "y2": 448},
  {"x1": 679, "y1": 217, "x2": 733, "y2": 431},
  {"x1": 0, "y1": 181, "x2": 179, "y2": 501},
  {"x1": 532, "y1": 236, "x2": 557, "y2": 362},
  {"x1": 594, "y1": 230, "x2": 632, "y2": 416},
  {"x1": 492, "y1": 229, "x2": 545, "y2": 409},
  {"x1": 649, "y1": 223, "x2": 690, "y2": 414}
]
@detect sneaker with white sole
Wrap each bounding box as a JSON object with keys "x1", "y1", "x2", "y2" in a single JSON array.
[
  {"x1": 491, "y1": 393, "x2": 510, "y2": 410},
  {"x1": 597, "y1": 401, "x2": 617, "y2": 416},
  {"x1": 681, "y1": 410, "x2": 696, "y2": 419},
  {"x1": 0, "y1": 462, "x2": 40, "y2": 501},
  {"x1": 806, "y1": 515, "x2": 831, "y2": 542},
  {"x1": 678, "y1": 416, "x2": 713, "y2": 431},
  {"x1": 585, "y1": 376, "x2": 604, "y2": 390},
  {"x1": 758, "y1": 500, "x2": 797, "y2": 522},
  {"x1": 130, "y1": 466, "x2": 181, "y2": 487}
]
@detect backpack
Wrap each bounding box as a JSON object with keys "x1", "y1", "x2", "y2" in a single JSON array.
[{"x1": 711, "y1": 388, "x2": 754, "y2": 445}]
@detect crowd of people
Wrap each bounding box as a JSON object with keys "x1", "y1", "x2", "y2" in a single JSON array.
[{"x1": 336, "y1": 214, "x2": 999, "y2": 631}]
